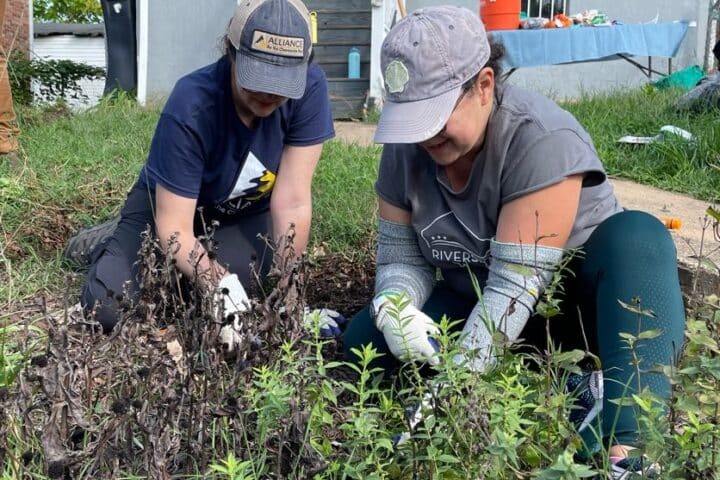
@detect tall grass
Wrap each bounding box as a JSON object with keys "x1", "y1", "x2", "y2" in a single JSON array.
[{"x1": 562, "y1": 88, "x2": 720, "y2": 201}]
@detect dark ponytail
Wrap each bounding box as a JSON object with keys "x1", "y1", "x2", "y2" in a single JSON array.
[{"x1": 462, "y1": 39, "x2": 506, "y2": 92}]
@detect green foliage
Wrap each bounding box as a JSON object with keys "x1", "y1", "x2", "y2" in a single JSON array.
[
  {"x1": 210, "y1": 452, "x2": 254, "y2": 479},
  {"x1": 33, "y1": 0, "x2": 103, "y2": 23},
  {"x1": 7, "y1": 51, "x2": 105, "y2": 106}
]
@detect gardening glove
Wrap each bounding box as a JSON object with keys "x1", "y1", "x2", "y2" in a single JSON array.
[
  {"x1": 216, "y1": 274, "x2": 250, "y2": 354},
  {"x1": 303, "y1": 307, "x2": 347, "y2": 338},
  {"x1": 219, "y1": 315, "x2": 244, "y2": 354},
  {"x1": 372, "y1": 292, "x2": 440, "y2": 365}
]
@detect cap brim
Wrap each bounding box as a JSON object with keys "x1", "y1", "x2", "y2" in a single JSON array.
[
  {"x1": 374, "y1": 86, "x2": 462, "y2": 144},
  {"x1": 236, "y1": 51, "x2": 307, "y2": 99}
]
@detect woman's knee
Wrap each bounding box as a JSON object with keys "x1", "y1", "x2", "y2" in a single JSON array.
[
  {"x1": 81, "y1": 249, "x2": 137, "y2": 333},
  {"x1": 591, "y1": 210, "x2": 677, "y2": 260}
]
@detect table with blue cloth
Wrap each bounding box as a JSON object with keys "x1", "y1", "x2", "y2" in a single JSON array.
[{"x1": 490, "y1": 22, "x2": 690, "y2": 79}]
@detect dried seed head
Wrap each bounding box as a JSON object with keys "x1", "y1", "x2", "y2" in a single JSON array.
[
  {"x1": 30, "y1": 355, "x2": 48, "y2": 368},
  {"x1": 47, "y1": 460, "x2": 65, "y2": 479},
  {"x1": 70, "y1": 427, "x2": 85, "y2": 445},
  {"x1": 110, "y1": 398, "x2": 130, "y2": 415},
  {"x1": 21, "y1": 449, "x2": 34, "y2": 465}
]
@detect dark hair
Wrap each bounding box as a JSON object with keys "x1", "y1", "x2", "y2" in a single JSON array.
[
  {"x1": 462, "y1": 39, "x2": 506, "y2": 93},
  {"x1": 223, "y1": 35, "x2": 315, "y2": 64}
]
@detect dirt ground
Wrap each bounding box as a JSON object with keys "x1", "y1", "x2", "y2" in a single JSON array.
[{"x1": 333, "y1": 121, "x2": 720, "y2": 284}]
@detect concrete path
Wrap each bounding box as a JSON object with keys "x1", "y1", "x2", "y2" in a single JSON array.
[{"x1": 332, "y1": 122, "x2": 720, "y2": 278}]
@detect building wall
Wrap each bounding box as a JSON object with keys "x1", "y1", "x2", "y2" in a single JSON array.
[
  {"x1": 32, "y1": 35, "x2": 106, "y2": 107},
  {"x1": 507, "y1": 0, "x2": 710, "y2": 98},
  {"x1": 138, "y1": 0, "x2": 237, "y2": 104},
  {"x1": 371, "y1": 0, "x2": 710, "y2": 100},
  {"x1": 2, "y1": 0, "x2": 30, "y2": 53},
  {"x1": 407, "y1": 0, "x2": 478, "y2": 14}
]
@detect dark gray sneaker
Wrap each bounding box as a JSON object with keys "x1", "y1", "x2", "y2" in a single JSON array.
[
  {"x1": 63, "y1": 214, "x2": 121, "y2": 268},
  {"x1": 610, "y1": 456, "x2": 661, "y2": 479},
  {"x1": 566, "y1": 369, "x2": 604, "y2": 433}
]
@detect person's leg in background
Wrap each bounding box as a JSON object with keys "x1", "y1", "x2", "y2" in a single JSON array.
[
  {"x1": 0, "y1": 8, "x2": 20, "y2": 158},
  {"x1": 342, "y1": 284, "x2": 476, "y2": 370},
  {"x1": 577, "y1": 210, "x2": 685, "y2": 452}
]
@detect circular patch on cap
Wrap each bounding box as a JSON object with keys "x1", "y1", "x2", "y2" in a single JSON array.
[{"x1": 385, "y1": 60, "x2": 409, "y2": 94}]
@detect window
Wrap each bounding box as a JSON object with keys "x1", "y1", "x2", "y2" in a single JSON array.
[{"x1": 521, "y1": 0, "x2": 569, "y2": 18}]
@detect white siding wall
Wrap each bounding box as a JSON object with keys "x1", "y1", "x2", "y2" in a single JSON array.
[{"x1": 32, "y1": 35, "x2": 106, "y2": 108}]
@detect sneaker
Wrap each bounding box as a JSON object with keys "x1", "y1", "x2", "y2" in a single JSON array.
[
  {"x1": 63, "y1": 214, "x2": 121, "y2": 267},
  {"x1": 566, "y1": 369, "x2": 603, "y2": 433},
  {"x1": 610, "y1": 456, "x2": 661, "y2": 479}
]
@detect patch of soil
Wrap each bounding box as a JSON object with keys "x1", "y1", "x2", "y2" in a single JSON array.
[
  {"x1": 5, "y1": 207, "x2": 75, "y2": 261},
  {"x1": 305, "y1": 253, "x2": 375, "y2": 317}
]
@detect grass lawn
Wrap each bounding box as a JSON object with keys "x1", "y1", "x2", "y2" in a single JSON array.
[{"x1": 0, "y1": 87, "x2": 719, "y2": 478}]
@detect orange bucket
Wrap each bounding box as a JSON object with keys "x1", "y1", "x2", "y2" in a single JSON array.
[{"x1": 480, "y1": 0, "x2": 521, "y2": 31}]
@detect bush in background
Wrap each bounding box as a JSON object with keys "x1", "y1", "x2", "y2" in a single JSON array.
[{"x1": 7, "y1": 51, "x2": 105, "y2": 106}]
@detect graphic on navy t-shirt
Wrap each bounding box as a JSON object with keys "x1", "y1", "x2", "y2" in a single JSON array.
[
  {"x1": 138, "y1": 57, "x2": 334, "y2": 211},
  {"x1": 419, "y1": 211, "x2": 490, "y2": 266},
  {"x1": 215, "y1": 151, "x2": 277, "y2": 215}
]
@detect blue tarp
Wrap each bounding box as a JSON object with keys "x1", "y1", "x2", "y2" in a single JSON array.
[{"x1": 490, "y1": 22, "x2": 689, "y2": 69}]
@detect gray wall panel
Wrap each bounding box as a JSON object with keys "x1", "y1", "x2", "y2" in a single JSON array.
[
  {"x1": 399, "y1": 0, "x2": 707, "y2": 99},
  {"x1": 503, "y1": 0, "x2": 708, "y2": 97},
  {"x1": 145, "y1": 0, "x2": 237, "y2": 101}
]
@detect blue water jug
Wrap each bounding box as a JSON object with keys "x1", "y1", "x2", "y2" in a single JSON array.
[{"x1": 348, "y1": 47, "x2": 361, "y2": 79}]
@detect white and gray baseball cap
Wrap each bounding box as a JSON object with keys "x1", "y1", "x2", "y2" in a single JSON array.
[
  {"x1": 374, "y1": 6, "x2": 491, "y2": 144},
  {"x1": 227, "y1": 0, "x2": 312, "y2": 99}
]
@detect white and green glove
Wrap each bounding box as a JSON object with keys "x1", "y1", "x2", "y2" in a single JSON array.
[
  {"x1": 216, "y1": 273, "x2": 250, "y2": 354},
  {"x1": 303, "y1": 308, "x2": 347, "y2": 338},
  {"x1": 372, "y1": 291, "x2": 440, "y2": 365}
]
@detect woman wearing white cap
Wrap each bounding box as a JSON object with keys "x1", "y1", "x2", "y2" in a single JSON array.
[
  {"x1": 80, "y1": 0, "x2": 344, "y2": 342},
  {"x1": 343, "y1": 5, "x2": 684, "y2": 476}
]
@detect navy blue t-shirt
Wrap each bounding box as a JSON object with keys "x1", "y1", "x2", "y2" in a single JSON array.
[{"x1": 138, "y1": 57, "x2": 335, "y2": 216}]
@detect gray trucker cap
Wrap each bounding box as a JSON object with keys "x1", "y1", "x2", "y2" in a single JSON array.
[
  {"x1": 227, "y1": 0, "x2": 312, "y2": 99},
  {"x1": 374, "y1": 6, "x2": 491, "y2": 143}
]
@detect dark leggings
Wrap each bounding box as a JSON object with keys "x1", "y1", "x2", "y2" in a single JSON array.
[
  {"x1": 343, "y1": 210, "x2": 686, "y2": 448},
  {"x1": 80, "y1": 184, "x2": 272, "y2": 333}
]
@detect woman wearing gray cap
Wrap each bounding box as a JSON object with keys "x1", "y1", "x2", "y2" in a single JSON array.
[
  {"x1": 342, "y1": 5, "x2": 684, "y2": 476},
  {"x1": 80, "y1": 0, "x2": 344, "y2": 344}
]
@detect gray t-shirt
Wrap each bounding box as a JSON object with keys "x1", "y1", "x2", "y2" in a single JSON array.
[{"x1": 375, "y1": 85, "x2": 622, "y2": 297}]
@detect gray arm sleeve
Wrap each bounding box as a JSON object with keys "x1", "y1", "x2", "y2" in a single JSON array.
[
  {"x1": 374, "y1": 218, "x2": 436, "y2": 308},
  {"x1": 456, "y1": 239, "x2": 565, "y2": 372}
]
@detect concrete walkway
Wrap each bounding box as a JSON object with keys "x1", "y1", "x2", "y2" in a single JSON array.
[{"x1": 332, "y1": 122, "x2": 720, "y2": 287}]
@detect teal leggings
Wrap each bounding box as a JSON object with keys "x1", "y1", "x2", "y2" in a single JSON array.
[{"x1": 343, "y1": 210, "x2": 686, "y2": 447}]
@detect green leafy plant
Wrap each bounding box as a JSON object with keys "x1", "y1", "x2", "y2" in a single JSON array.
[
  {"x1": 7, "y1": 52, "x2": 105, "y2": 106},
  {"x1": 33, "y1": 0, "x2": 103, "y2": 23}
]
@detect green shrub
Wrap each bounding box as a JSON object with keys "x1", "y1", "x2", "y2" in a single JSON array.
[{"x1": 7, "y1": 52, "x2": 105, "y2": 106}]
